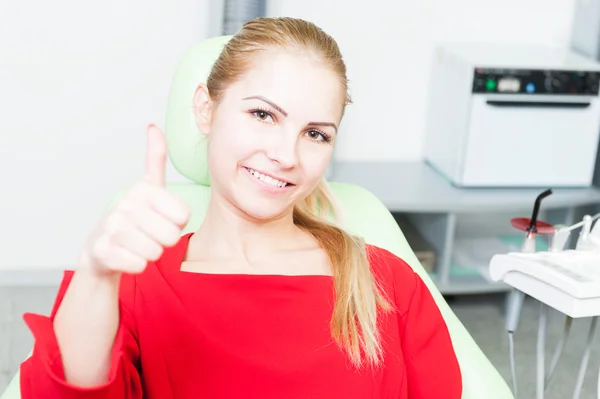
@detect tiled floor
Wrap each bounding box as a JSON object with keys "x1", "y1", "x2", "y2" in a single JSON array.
[
  {"x1": 451, "y1": 294, "x2": 600, "y2": 399},
  {"x1": 0, "y1": 286, "x2": 57, "y2": 391},
  {"x1": 2, "y1": 286, "x2": 600, "y2": 398}
]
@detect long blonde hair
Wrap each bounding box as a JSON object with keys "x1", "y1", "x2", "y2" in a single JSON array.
[{"x1": 206, "y1": 17, "x2": 392, "y2": 368}]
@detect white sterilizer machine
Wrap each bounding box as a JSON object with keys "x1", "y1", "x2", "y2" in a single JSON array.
[{"x1": 423, "y1": 43, "x2": 600, "y2": 187}]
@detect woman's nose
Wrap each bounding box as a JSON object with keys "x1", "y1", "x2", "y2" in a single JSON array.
[{"x1": 267, "y1": 134, "x2": 298, "y2": 169}]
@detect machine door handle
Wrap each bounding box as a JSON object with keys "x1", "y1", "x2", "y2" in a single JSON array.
[{"x1": 486, "y1": 100, "x2": 591, "y2": 109}]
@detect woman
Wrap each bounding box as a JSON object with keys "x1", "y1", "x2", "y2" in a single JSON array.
[{"x1": 19, "y1": 17, "x2": 462, "y2": 398}]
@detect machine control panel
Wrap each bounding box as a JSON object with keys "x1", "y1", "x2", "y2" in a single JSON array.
[{"x1": 472, "y1": 68, "x2": 600, "y2": 95}]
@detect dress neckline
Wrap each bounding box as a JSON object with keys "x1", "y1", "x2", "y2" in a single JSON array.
[{"x1": 161, "y1": 232, "x2": 335, "y2": 280}]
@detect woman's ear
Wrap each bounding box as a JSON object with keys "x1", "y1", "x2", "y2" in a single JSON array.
[{"x1": 193, "y1": 83, "x2": 212, "y2": 136}]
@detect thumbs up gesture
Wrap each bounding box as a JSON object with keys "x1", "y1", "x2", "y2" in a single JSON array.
[{"x1": 79, "y1": 125, "x2": 191, "y2": 276}]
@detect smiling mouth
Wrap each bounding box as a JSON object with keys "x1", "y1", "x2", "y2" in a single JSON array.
[{"x1": 244, "y1": 167, "x2": 293, "y2": 188}]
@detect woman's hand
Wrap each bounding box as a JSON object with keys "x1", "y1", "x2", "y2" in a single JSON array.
[{"x1": 79, "y1": 125, "x2": 191, "y2": 277}]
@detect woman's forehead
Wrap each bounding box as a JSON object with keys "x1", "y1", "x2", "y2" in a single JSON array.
[{"x1": 225, "y1": 50, "x2": 345, "y2": 120}]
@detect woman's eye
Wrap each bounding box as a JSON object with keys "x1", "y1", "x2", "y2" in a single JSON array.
[
  {"x1": 251, "y1": 110, "x2": 273, "y2": 123},
  {"x1": 256, "y1": 111, "x2": 268, "y2": 120},
  {"x1": 306, "y1": 130, "x2": 330, "y2": 143}
]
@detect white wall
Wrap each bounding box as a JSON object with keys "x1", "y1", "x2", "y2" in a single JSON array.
[
  {"x1": 0, "y1": 0, "x2": 211, "y2": 274},
  {"x1": 268, "y1": 0, "x2": 576, "y2": 161},
  {"x1": 0, "y1": 0, "x2": 578, "y2": 277}
]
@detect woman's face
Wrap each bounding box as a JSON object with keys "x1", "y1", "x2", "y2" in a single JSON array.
[{"x1": 197, "y1": 49, "x2": 345, "y2": 222}]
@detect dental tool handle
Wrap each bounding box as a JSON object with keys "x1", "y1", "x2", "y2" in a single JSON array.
[
  {"x1": 522, "y1": 232, "x2": 537, "y2": 253},
  {"x1": 550, "y1": 226, "x2": 571, "y2": 252},
  {"x1": 506, "y1": 289, "x2": 526, "y2": 333},
  {"x1": 529, "y1": 189, "x2": 553, "y2": 232},
  {"x1": 576, "y1": 215, "x2": 593, "y2": 250}
]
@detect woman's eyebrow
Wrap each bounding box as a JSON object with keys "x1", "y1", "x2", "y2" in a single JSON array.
[
  {"x1": 242, "y1": 96, "x2": 338, "y2": 131},
  {"x1": 308, "y1": 122, "x2": 338, "y2": 132},
  {"x1": 242, "y1": 95, "x2": 287, "y2": 117}
]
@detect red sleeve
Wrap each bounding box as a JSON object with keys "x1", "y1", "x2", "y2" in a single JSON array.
[
  {"x1": 18, "y1": 270, "x2": 142, "y2": 399},
  {"x1": 399, "y1": 272, "x2": 462, "y2": 398},
  {"x1": 371, "y1": 247, "x2": 462, "y2": 398}
]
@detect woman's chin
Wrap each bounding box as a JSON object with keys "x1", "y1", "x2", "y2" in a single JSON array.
[{"x1": 234, "y1": 198, "x2": 293, "y2": 222}]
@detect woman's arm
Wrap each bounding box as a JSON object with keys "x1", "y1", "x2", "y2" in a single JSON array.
[
  {"x1": 18, "y1": 126, "x2": 187, "y2": 398},
  {"x1": 398, "y1": 271, "x2": 462, "y2": 398},
  {"x1": 19, "y1": 270, "x2": 142, "y2": 399},
  {"x1": 53, "y1": 269, "x2": 124, "y2": 387},
  {"x1": 370, "y1": 246, "x2": 462, "y2": 398}
]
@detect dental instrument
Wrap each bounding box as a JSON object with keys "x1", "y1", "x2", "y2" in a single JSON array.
[{"x1": 490, "y1": 192, "x2": 600, "y2": 398}]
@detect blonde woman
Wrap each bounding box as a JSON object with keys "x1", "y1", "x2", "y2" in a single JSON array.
[{"x1": 20, "y1": 17, "x2": 462, "y2": 399}]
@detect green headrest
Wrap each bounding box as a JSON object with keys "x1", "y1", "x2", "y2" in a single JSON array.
[{"x1": 164, "y1": 35, "x2": 233, "y2": 186}]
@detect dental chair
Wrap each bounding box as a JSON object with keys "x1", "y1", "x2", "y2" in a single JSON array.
[{"x1": 0, "y1": 35, "x2": 513, "y2": 399}]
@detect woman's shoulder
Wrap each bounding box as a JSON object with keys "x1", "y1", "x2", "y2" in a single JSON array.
[
  {"x1": 365, "y1": 244, "x2": 424, "y2": 309},
  {"x1": 365, "y1": 244, "x2": 416, "y2": 279}
]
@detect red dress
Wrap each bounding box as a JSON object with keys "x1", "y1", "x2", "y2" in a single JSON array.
[{"x1": 19, "y1": 233, "x2": 462, "y2": 398}]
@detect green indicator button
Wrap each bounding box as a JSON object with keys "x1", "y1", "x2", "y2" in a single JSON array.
[{"x1": 486, "y1": 79, "x2": 497, "y2": 91}]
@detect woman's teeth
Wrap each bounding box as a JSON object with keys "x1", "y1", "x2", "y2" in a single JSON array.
[{"x1": 246, "y1": 168, "x2": 288, "y2": 187}]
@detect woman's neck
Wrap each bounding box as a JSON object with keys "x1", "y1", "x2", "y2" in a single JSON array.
[{"x1": 186, "y1": 194, "x2": 312, "y2": 264}]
